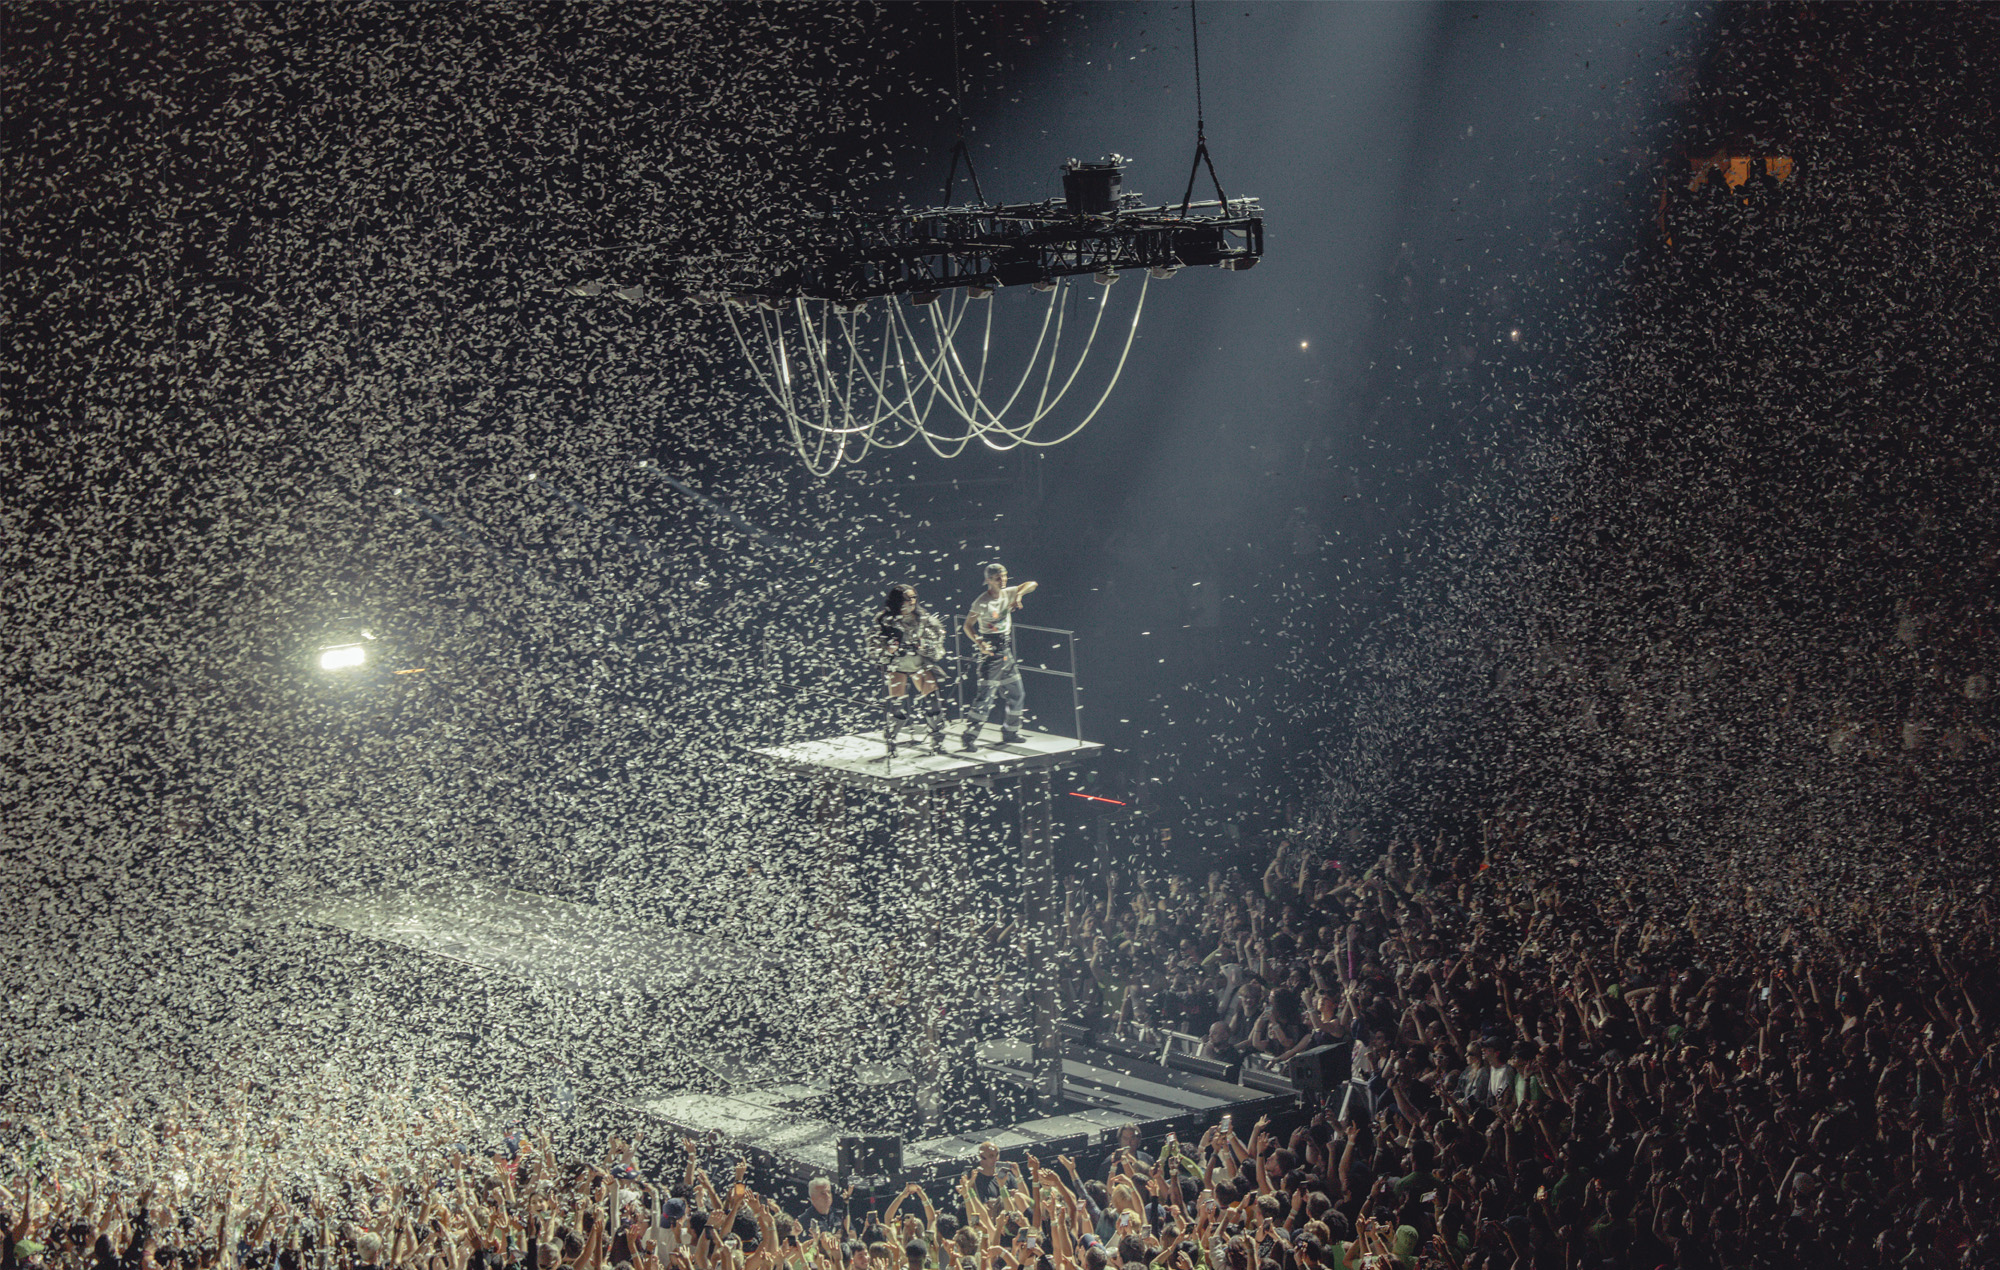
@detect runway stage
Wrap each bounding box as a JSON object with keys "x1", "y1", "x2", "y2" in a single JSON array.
[
  {"x1": 290, "y1": 721, "x2": 1273, "y2": 1190},
  {"x1": 297, "y1": 878, "x2": 1294, "y2": 1188}
]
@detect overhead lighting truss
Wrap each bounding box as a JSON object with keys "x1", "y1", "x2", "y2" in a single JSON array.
[{"x1": 707, "y1": 160, "x2": 1264, "y2": 474}]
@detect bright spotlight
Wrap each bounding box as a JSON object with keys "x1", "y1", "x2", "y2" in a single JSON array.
[{"x1": 319, "y1": 644, "x2": 366, "y2": 671}]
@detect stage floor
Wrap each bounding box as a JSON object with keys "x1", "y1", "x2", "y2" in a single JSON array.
[{"x1": 749, "y1": 724, "x2": 1101, "y2": 790}]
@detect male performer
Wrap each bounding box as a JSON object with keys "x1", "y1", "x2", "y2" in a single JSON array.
[
  {"x1": 869, "y1": 583, "x2": 948, "y2": 751},
  {"x1": 962, "y1": 562, "x2": 1037, "y2": 749}
]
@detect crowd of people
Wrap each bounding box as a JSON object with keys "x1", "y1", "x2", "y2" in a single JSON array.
[
  {"x1": 8, "y1": 819, "x2": 1993, "y2": 1270},
  {"x1": 1052, "y1": 826, "x2": 1996, "y2": 1268}
]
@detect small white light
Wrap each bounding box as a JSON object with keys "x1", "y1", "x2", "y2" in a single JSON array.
[
  {"x1": 319, "y1": 645, "x2": 366, "y2": 671},
  {"x1": 1510, "y1": 329, "x2": 1522, "y2": 341},
  {"x1": 1093, "y1": 269, "x2": 1119, "y2": 285},
  {"x1": 1031, "y1": 278, "x2": 1058, "y2": 292},
  {"x1": 1300, "y1": 340, "x2": 1309, "y2": 350}
]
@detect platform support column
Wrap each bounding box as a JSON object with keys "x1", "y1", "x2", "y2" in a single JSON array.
[{"x1": 1019, "y1": 765, "x2": 1062, "y2": 1111}]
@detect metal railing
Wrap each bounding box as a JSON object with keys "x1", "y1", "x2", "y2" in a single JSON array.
[{"x1": 954, "y1": 621, "x2": 1084, "y2": 743}]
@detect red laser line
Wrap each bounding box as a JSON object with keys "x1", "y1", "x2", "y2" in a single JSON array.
[{"x1": 1067, "y1": 792, "x2": 1126, "y2": 805}]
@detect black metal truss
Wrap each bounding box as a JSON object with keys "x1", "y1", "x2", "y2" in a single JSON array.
[{"x1": 724, "y1": 196, "x2": 1263, "y2": 304}]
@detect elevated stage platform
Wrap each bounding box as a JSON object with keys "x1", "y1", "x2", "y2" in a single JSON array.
[
  {"x1": 289, "y1": 672, "x2": 1182, "y2": 1192},
  {"x1": 746, "y1": 714, "x2": 1103, "y2": 1127},
  {"x1": 749, "y1": 723, "x2": 1101, "y2": 791}
]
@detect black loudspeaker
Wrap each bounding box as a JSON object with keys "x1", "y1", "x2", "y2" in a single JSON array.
[
  {"x1": 1288, "y1": 1042, "x2": 1351, "y2": 1096},
  {"x1": 837, "y1": 1134, "x2": 902, "y2": 1180},
  {"x1": 1163, "y1": 1048, "x2": 1243, "y2": 1085}
]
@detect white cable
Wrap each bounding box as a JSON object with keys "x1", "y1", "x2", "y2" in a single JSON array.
[{"x1": 732, "y1": 268, "x2": 1150, "y2": 470}]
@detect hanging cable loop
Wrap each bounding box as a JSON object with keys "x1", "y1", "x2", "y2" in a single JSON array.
[{"x1": 693, "y1": 0, "x2": 1263, "y2": 475}]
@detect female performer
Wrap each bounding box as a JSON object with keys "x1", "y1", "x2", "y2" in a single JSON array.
[{"x1": 869, "y1": 583, "x2": 948, "y2": 751}]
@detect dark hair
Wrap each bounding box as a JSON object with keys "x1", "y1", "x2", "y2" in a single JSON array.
[
  {"x1": 1117, "y1": 1236, "x2": 1150, "y2": 1266},
  {"x1": 884, "y1": 584, "x2": 915, "y2": 614},
  {"x1": 985, "y1": 563, "x2": 1006, "y2": 578},
  {"x1": 1270, "y1": 987, "x2": 1305, "y2": 1027}
]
